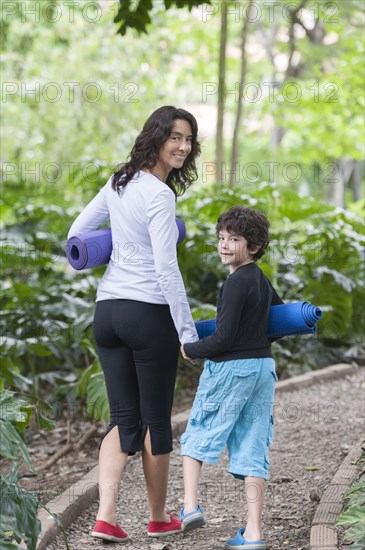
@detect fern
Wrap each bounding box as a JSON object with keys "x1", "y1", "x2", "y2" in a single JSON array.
[{"x1": 336, "y1": 444, "x2": 365, "y2": 548}]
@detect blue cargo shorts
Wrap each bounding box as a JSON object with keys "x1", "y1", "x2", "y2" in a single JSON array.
[{"x1": 180, "y1": 357, "x2": 277, "y2": 480}]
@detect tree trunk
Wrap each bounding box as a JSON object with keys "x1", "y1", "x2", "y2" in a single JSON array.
[
  {"x1": 325, "y1": 159, "x2": 354, "y2": 208},
  {"x1": 215, "y1": 3, "x2": 228, "y2": 182},
  {"x1": 229, "y1": 0, "x2": 254, "y2": 187},
  {"x1": 350, "y1": 160, "x2": 364, "y2": 202}
]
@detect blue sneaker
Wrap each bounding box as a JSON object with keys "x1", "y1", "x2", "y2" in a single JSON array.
[
  {"x1": 180, "y1": 505, "x2": 206, "y2": 532},
  {"x1": 226, "y1": 528, "x2": 266, "y2": 549}
]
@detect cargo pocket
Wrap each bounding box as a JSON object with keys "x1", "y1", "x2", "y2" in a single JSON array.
[
  {"x1": 230, "y1": 361, "x2": 258, "y2": 379},
  {"x1": 189, "y1": 400, "x2": 221, "y2": 430}
]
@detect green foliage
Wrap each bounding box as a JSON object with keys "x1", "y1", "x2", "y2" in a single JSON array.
[
  {"x1": 336, "y1": 444, "x2": 365, "y2": 548},
  {"x1": 114, "y1": 0, "x2": 213, "y2": 35},
  {"x1": 1, "y1": 0, "x2": 363, "y2": 543},
  {"x1": 1, "y1": 175, "x2": 100, "y2": 388},
  {"x1": 2, "y1": 177, "x2": 363, "y2": 387},
  {"x1": 2, "y1": 0, "x2": 363, "y2": 205},
  {"x1": 75, "y1": 340, "x2": 109, "y2": 421},
  {"x1": 0, "y1": 390, "x2": 34, "y2": 471},
  {"x1": 0, "y1": 465, "x2": 69, "y2": 550},
  {"x1": 0, "y1": 391, "x2": 69, "y2": 549},
  {"x1": 1, "y1": 465, "x2": 41, "y2": 550}
]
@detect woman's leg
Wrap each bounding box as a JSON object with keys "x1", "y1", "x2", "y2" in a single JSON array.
[
  {"x1": 133, "y1": 304, "x2": 179, "y2": 522},
  {"x1": 93, "y1": 341, "x2": 140, "y2": 526},
  {"x1": 97, "y1": 426, "x2": 128, "y2": 524},
  {"x1": 93, "y1": 301, "x2": 142, "y2": 526},
  {"x1": 142, "y1": 429, "x2": 171, "y2": 522},
  {"x1": 182, "y1": 455, "x2": 202, "y2": 513},
  {"x1": 244, "y1": 476, "x2": 265, "y2": 541}
]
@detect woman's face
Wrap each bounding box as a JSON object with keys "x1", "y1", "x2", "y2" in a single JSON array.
[{"x1": 156, "y1": 119, "x2": 193, "y2": 175}]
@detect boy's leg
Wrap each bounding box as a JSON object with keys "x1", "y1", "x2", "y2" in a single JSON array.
[
  {"x1": 181, "y1": 358, "x2": 263, "y2": 533},
  {"x1": 244, "y1": 476, "x2": 265, "y2": 541},
  {"x1": 181, "y1": 359, "x2": 261, "y2": 465},
  {"x1": 182, "y1": 455, "x2": 203, "y2": 513},
  {"x1": 226, "y1": 358, "x2": 277, "y2": 545}
]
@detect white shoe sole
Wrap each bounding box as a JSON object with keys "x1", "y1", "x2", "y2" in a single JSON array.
[{"x1": 91, "y1": 531, "x2": 129, "y2": 542}]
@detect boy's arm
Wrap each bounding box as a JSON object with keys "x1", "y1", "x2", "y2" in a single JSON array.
[
  {"x1": 183, "y1": 278, "x2": 245, "y2": 359},
  {"x1": 271, "y1": 284, "x2": 284, "y2": 306}
]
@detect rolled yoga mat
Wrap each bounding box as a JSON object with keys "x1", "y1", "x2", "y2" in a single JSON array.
[
  {"x1": 194, "y1": 302, "x2": 322, "y2": 340},
  {"x1": 67, "y1": 217, "x2": 186, "y2": 270},
  {"x1": 175, "y1": 217, "x2": 186, "y2": 245}
]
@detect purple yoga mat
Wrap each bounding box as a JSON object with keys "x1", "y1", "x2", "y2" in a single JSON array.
[
  {"x1": 176, "y1": 217, "x2": 186, "y2": 245},
  {"x1": 67, "y1": 229, "x2": 112, "y2": 270},
  {"x1": 67, "y1": 217, "x2": 186, "y2": 270}
]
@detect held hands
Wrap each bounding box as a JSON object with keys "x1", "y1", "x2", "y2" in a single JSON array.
[{"x1": 180, "y1": 345, "x2": 198, "y2": 365}]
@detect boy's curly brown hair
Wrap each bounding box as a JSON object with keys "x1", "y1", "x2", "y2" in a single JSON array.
[{"x1": 216, "y1": 206, "x2": 270, "y2": 261}]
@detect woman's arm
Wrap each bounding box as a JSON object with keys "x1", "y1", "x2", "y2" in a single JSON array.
[
  {"x1": 147, "y1": 189, "x2": 198, "y2": 345},
  {"x1": 67, "y1": 181, "x2": 110, "y2": 239}
]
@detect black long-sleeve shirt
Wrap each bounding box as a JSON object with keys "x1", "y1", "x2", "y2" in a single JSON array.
[{"x1": 184, "y1": 262, "x2": 283, "y2": 362}]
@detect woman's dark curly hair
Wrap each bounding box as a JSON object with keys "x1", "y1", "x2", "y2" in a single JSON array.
[
  {"x1": 216, "y1": 206, "x2": 270, "y2": 261},
  {"x1": 112, "y1": 106, "x2": 201, "y2": 197}
]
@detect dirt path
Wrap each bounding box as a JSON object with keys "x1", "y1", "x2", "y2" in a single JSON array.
[{"x1": 48, "y1": 370, "x2": 365, "y2": 550}]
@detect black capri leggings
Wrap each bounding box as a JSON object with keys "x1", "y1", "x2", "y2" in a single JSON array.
[{"x1": 93, "y1": 299, "x2": 179, "y2": 455}]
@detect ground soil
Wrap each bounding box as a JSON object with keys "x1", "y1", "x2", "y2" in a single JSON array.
[
  {"x1": 20, "y1": 369, "x2": 365, "y2": 550},
  {"x1": 19, "y1": 388, "x2": 198, "y2": 503}
]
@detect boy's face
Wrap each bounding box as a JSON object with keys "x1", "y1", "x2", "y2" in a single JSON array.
[{"x1": 218, "y1": 228, "x2": 257, "y2": 273}]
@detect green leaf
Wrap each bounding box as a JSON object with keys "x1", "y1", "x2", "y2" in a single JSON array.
[
  {"x1": 0, "y1": 467, "x2": 70, "y2": 549},
  {"x1": 75, "y1": 360, "x2": 101, "y2": 398},
  {"x1": 86, "y1": 372, "x2": 109, "y2": 421},
  {"x1": 35, "y1": 409, "x2": 55, "y2": 431},
  {"x1": 0, "y1": 391, "x2": 32, "y2": 432},
  {"x1": 0, "y1": 420, "x2": 34, "y2": 471},
  {"x1": 343, "y1": 521, "x2": 365, "y2": 542},
  {"x1": 0, "y1": 542, "x2": 22, "y2": 550},
  {"x1": 337, "y1": 505, "x2": 365, "y2": 527},
  {"x1": 343, "y1": 479, "x2": 365, "y2": 499}
]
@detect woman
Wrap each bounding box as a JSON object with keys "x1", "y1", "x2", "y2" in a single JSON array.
[{"x1": 67, "y1": 106, "x2": 201, "y2": 542}]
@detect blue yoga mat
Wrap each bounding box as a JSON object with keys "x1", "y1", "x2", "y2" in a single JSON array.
[
  {"x1": 268, "y1": 302, "x2": 322, "y2": 338},
  {"x1": 194, "y1": 302, "x2": 322, "y2": 340},
  {"x1": 67, "y1": 217, "x2": 186, "y2": 270}
]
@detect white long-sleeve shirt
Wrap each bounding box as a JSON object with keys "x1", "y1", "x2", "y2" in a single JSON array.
[{"x1": 67, "y1": 171, "x2": 198, "y2": 344}]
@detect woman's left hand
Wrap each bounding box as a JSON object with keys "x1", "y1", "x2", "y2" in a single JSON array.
[{"x1": 180, "y1": 344, "x2": 197, "y2": 364}]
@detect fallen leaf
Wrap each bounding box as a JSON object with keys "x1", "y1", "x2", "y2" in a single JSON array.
[
  {"x1": 310, "y1": 489, "x2": 321, "y2": 502},
  {"x1": 149, "y1": 544, "x2": 172, "y2": 550},
  {"x1": 305, "y1": 465, "x2": 320, "y2": 471},
  {"x1": 209, "y1": 517, "x2": 224, "y2": 524}
]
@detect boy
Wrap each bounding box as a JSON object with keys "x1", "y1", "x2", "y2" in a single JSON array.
[{"x1": 180, "y1": 205, "x2": 283, "y2": 550}]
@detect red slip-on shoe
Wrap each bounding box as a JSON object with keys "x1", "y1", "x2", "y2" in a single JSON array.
[
  {"x1": 147, "y1": 513, "x2": 182, "y2": 537},
  {"x1": 91, "y1": 520, "x2": 129, "y2": 542}
]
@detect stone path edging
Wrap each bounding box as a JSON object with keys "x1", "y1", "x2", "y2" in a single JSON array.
[
  {"x1": 36, "y1": 362, "x2": 358, "y2": 549},
  {"x1": 309, "y1": 440, "x2": 364, "y2": 550}
]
